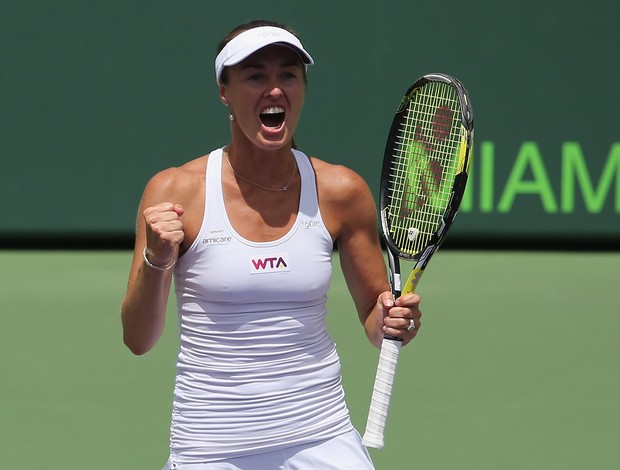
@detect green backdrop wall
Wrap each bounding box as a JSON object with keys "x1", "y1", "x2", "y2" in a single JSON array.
[{"x1": 2, "y1": 0, "x2": 618, "y2": 246}]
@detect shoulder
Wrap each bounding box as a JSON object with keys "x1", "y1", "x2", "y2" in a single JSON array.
[
  {"x1": 142, "y1": 155, "x2": 208, "y2": 205},
  {"x1": 309, "y1": 156, "x2": 374, "y2": 208},
  {"x1": 139, "y1": 154, "x2": 210, "y2": 251},
  {"x1": 307, "y1": 156, "x2": 377, "y2": 239}
]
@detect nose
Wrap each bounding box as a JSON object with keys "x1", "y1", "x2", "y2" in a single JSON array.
[
  {"x1": 266, "y1": 85, "x2": 284, "y2": 98},
  {"x1": 264, "y1": 73, "x2": 285, "y2": 98}
]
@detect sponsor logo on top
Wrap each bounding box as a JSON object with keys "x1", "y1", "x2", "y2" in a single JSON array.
[
  {"x1": 202, "y1": 229, "x2": 232, "y2": 246},
  {"x1": 250, "y1": 253, "x2": 290, "y2": 275}
]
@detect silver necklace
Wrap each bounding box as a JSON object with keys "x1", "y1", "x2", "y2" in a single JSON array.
[{"x1": 224, "y1": 152, "x2": 297, "y2": 192}]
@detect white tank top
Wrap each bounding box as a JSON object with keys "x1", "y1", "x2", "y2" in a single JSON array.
[{"x1": 169, "y1": 148, "x2": 354, "y2": 464}]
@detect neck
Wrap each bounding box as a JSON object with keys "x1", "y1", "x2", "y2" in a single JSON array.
[{"x1": 223, "y1": 145, "x2": 298, "y2": 192}]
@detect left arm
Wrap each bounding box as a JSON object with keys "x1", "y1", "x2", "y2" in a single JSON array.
[{"x1": 315, "y1": 160, "x2": 422, "y2": 348}]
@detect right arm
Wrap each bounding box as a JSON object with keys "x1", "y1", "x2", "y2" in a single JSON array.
[
  {"x1": 121, "y1": 170, "x2": 186, "y2": 355},
  {"x1": 314, "y1": 159, "x2": 422, "y2": 348}
]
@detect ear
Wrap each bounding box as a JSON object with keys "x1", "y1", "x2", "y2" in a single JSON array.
[{"x1": 219, "y1": 84, "x2": 228, "y2": 105}]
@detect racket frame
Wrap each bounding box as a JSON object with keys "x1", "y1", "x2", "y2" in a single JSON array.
[{"x1": 362, "y1": 73, "x2": 474, "y2": 449}]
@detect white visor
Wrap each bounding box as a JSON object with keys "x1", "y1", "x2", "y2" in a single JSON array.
[{"x1": 215, "y1": 26, "x2": 314, "y2": 84}]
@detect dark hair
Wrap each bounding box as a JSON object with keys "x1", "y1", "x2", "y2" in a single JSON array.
[{"x1": 217, "y1": 20, "x2": 306, "y2": 85}]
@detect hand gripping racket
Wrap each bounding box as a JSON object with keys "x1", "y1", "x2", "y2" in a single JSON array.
[{"x1": 362, "y1": 73, "x2": 474, "y2": 449}]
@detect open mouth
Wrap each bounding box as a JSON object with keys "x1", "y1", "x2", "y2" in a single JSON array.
[{"x1": 260, "y1": 106, "x2": 285, "y2": 128}]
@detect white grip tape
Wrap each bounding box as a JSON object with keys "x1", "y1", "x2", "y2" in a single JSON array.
[{"x1": 362, "y1": 338, "x2": 402, "y2": 449}]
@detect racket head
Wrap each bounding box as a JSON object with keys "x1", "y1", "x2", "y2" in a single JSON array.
[{"x1": 380, "y1": 73, "x2": 474, "y2": 262}]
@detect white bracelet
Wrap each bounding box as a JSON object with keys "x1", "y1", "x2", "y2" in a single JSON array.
[{"x1": 142, "y1": 248, "x2": 176, "y2": 271}]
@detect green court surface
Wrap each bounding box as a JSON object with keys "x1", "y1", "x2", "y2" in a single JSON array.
[{"x1": 0, "y1": 250, "x2": 618, "y2": 469}]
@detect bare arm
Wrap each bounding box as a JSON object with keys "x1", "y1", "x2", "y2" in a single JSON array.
[
  {"x1": 316, "y1": 161, "x2": 422, "y2": 348},
  {"x1": 121, "y1": 170, "x2": 186, "y2": 355}
]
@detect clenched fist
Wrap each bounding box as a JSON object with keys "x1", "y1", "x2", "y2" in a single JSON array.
[{"x1": 143, "y1": 202, "x2": 185, "y2": 268}]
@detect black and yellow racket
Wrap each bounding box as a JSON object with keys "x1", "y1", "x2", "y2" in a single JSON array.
[{"x1": 362, "y1": 73, "x2": 474, "y2": 449}]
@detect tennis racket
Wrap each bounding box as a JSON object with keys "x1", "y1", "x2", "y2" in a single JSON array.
[{"x1": 362, "y1": 73, "x2": 474, "y2": 449}]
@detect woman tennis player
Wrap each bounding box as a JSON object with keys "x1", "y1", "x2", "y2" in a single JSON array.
[{"x1": 121, "y1": 19, "x2": 422, "y2": 469}]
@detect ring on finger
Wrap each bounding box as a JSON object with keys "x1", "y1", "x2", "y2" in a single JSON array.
[{"x1": 407, "y1": 318, "x2": 415, "y2": 331}]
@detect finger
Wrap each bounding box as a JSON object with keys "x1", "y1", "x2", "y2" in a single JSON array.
[
  {"x1": 378, "y1": 291, "x2": 395, "y2": 310},
  {"x1": 144, "y1": 209, "x2": 182, "y2": 225},
  {"x1": 174, "y1": 204, "x2": 185, "y2": 216},
  {"x1": 384, "y1": 314, "x2": 417, "y2": 329},
  {"x1": 143, "y1": 201, "x2": 173, "y2": 216},
  {"x1": 150, "y1": 220, "x2": 184, "y2": 241},
  {"x1": 143, "y1": 204, "x2": 185, "y2": 253},
  {"x1": 395, "y1": 293, "x2": 421, "y2": 308},
  {"x1": 383, "y1": 317, "x2": 420, "y2": 339},
  {"x1": 143, "y1": 203, "x2": 184, "y2": 236}
]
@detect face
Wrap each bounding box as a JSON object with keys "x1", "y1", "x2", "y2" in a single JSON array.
[{"x1": 220, "y1": 45, "x2": 306, "y2": 151}]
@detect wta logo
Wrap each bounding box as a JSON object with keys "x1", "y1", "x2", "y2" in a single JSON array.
[{"x1": 249, "y1": 253, "x2": 290, "y2": 275}]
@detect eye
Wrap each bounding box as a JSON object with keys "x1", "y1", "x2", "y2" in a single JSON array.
[
  {"x1": 247, "y1": 73, "x2": 264, "y2": 82},
  {"x1": 280, "y1": 69, "x2": 301, "y2": 83}
]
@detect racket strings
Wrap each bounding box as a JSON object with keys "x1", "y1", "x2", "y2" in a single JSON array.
[{"x1": 387, "y1": 82, "x2": 463, "y2": 255}]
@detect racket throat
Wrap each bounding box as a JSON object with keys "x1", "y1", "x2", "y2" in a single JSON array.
[{"x1": 387, "y1": 249, "x2": 402, "y2": 297}]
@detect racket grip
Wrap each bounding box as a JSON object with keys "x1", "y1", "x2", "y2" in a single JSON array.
[{"x1": 362, "y1": 337, "x2": 402, "y2": 449}]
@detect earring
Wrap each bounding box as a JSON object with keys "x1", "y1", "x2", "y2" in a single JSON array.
[{"x1": 227, "y1": 104, "x2": 234, "y2": 121}]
